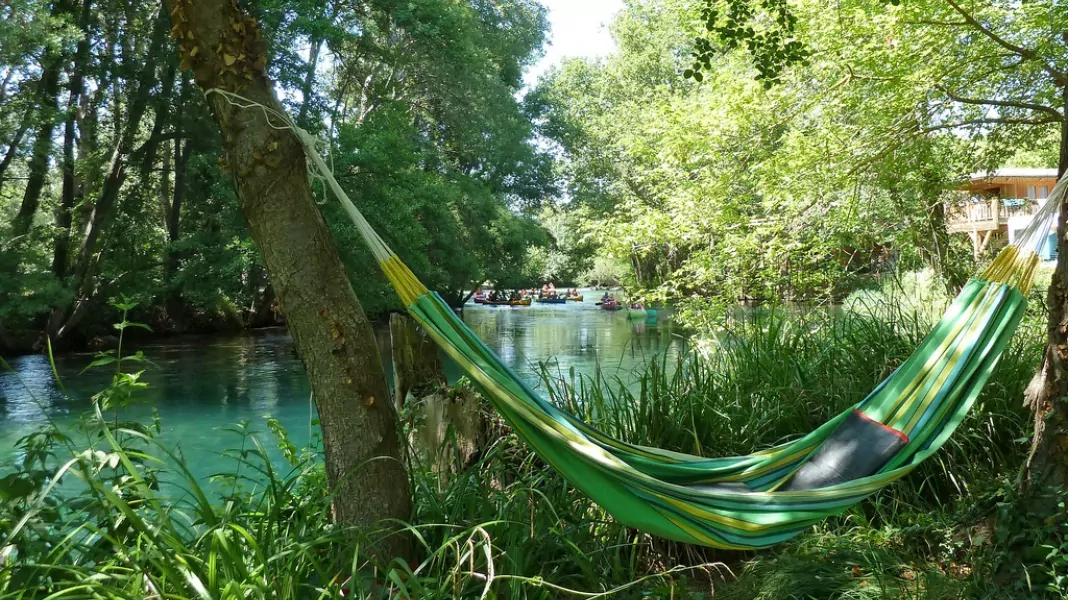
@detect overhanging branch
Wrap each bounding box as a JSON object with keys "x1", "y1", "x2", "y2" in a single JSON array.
[
  {"x1": 942, "y1": 0, "x2": 1068, "y2": 86},
  {"x1": 918, "y1": 116, "x2": 1060, "y2": 134},
  {"x1": 938, "y1": 86, "x2": 1063, "y2": 121}
]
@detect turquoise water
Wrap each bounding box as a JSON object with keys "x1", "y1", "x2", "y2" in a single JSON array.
[{"x1": 0, "y1": 296, "x2": 682, "y2": 483}]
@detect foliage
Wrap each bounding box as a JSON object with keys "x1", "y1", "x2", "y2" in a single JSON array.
[
  {"x1": 687, "y1": 0, "x2": 808, "y2": 85},
  {"x1": 531, "y1": 0, "x2": 993, "y2": 314},
  {"x1": 0, "y1": 0, "x2": 555, "y2": 347},
  {"x1": 1, "y1": 294, "x2": 1052, "y2": 598},
  {"x1": 531, "y1": 0, "x2": 1068, "y2": 319}
]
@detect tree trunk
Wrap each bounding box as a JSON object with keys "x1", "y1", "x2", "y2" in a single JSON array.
[
  {"x1": 166, "y1": 0, "x2": 411, "y2": 562},
  {"x1": 165, "y1": 79, "x2": 190, "y2": 309},
  {"x1": 53, "y1": 0, "x2": 94, "y2": 279},
  {"x1": 1024, "y1": 85, "x2": 1068, "y2": 491},
  {"x1": 0, "y1": 119, "x2": 29, "y2": 196},
  {"x1": 390, "y1": 312, "x2": 445, "y2": 410},
  {"x1": 12, "y1": 50, "x2": 63, "y2": 239},
  {"x1": 295, "y1": 1, "x2": 338, "y2": 128},
  {"x1": 48, "y1": 14, "x2": 169, "y2": 340}
]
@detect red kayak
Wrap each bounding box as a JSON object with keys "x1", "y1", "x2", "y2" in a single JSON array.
[{"x1": 600, "y1": 298, "x2": 622, "y2": 311}]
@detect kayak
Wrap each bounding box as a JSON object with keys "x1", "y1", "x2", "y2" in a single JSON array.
[
  {"x1": 510, "y1": 298, "x2": 532, "y2": 306},
  {"x1": 600, "y1": 299, "x2": 622, "y2": 311},
  {"x1": 537, "y1": 297, "x2": 567, "y2": 304},
  {"x1": 565, "y1": 295, "x2": 584, "y2": 302}
]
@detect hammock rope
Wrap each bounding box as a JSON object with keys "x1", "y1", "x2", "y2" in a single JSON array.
[{"x1": 223, "y1": 88, "x2": 1060, "y2": 549}]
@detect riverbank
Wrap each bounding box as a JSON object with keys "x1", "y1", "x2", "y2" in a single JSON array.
[
  {"x1": 1, "y1": 292, "x2": 1052, "y2": 597},
  {"x1": 0, "y1": 287, "x2": 631, "y2": 358}
]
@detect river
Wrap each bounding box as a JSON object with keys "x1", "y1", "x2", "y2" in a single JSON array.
[{"x1": 0, "y1": 295, "x2": 682, "y2": 482}]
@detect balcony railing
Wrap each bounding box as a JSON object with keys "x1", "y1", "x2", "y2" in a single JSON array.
[{"x1": 945, "y1": 195, "x2": 1042, "y2": 232}]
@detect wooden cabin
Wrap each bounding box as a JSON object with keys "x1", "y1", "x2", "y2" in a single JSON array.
[{"x1": 946, "y1": 168, "x2": 1059, "y2": 260}]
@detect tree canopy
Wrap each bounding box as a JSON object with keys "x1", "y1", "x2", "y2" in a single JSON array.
[
  {"x1": 530, "y1": 0, "x2": 1060, "y2": 312},
  {"x1": 0, "y1": 0, "x2": 554, "y2": 349}
]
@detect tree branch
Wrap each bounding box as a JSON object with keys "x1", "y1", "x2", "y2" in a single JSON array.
[
  {"x1": 130, "y1": 130, "x2": 193, "y2": 159},
  {"x1": 942, "y1": 0, "x2": 1068, "y2": 86},
  {"x1": 938, "y1": 86, "x2": 1064, "y2": 120},
  {"x1": 848, "y1": 116, "x2": 1059, "y2": 176},
  {"x1": 905, "y1": 19, "x2": 969, "y2": 26},
  {"x1": 918, "y1": 116, "x2": 1060, "y2": 134}
]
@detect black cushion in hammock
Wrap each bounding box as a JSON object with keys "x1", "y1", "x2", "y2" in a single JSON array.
[{"x1": 783, "y1": 410, "x2": 908, "y2": 491}]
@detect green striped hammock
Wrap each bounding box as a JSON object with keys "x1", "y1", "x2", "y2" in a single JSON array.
[{"x1": 298, "y1": 126, "x2": 1060, "y2": 549}]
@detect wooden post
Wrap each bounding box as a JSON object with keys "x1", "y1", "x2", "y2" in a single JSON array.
[{"x1": 390, "y1": 312, "x2": 445, "y2": 411}]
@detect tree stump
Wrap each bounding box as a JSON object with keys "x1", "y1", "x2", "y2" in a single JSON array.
[{"x1": 389, "y1": 312, "x2": 445, "y2": 410}]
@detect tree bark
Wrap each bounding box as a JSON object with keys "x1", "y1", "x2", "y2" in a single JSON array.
[
  {"x1": 166, "y1": 0, "x2": 411, "y2": 562},
  {"x1": 1024, "y1": 84, "x2": 1068, "y2": 491}
]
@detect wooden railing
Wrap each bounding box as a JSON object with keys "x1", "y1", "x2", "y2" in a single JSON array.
[{"x1": 945, "y1": 195, "x2": 1042, "y2": 232}]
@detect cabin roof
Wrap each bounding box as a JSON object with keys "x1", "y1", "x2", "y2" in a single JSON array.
[{"x1": 968, "y1": 168, "x2": 1058, "y2": 181}]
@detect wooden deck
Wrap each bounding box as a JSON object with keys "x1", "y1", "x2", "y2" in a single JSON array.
[
  {"x1": 944, "y1": 169, "x2": 1057, "y2": 258},
  {"x1": 945, "y1": 197, "x2": 1041, "y2": 233}
]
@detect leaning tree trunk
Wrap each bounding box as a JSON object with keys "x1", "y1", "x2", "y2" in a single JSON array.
[
  {"x1": 1024, "y1": 86, "x2": 1068, "y2": 492},
  {"x1": 165, "y1": 0, "x2": 411, "y2": 562}
]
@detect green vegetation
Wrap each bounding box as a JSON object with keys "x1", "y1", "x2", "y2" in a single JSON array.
[
  {"x1": 531, "y1": 0, "x2": 1061, "y2": 311},
  {"x1": 0, "y1": 0, "x2": 556, "y2": 351},
  {"x1": 5, "y1": 0, "x2": 1068, "y2": 596},
  {"x1": 1, "y1": 288, "x2": 1057, "y2": 598}
]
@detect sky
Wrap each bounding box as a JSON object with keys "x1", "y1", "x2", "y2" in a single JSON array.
[{"x1": 522, "y1": 0, "x2": 625, "y2": 88}]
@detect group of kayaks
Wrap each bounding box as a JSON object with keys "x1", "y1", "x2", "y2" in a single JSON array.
[
  {"x1": 470, "y1": 288, "x2": 657, "y2": 319},
  {"x1": 472, "y1": 289, "x2": 584, "y2": 306}
]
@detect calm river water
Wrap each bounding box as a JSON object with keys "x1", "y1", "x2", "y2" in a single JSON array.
[{"x1": 0, "y1": 296, "x2": 682, "y2": 482}]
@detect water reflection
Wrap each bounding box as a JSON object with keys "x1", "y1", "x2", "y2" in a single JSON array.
[
  {"x1": 0, "y1": 298, "x2": 684, "y2": 480},
  {"x1": 459, "y1": 299, "x2": 682, "y2": 393}
]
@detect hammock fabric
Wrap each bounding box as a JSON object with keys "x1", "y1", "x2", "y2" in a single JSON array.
[{"x1": 296, "y1": 126, "x2": 1062, "y2": 549}]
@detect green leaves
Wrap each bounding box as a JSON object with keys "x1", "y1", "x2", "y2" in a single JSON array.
[{"x1": 688, "y1": 0, "x2": 809, "y2": 87}]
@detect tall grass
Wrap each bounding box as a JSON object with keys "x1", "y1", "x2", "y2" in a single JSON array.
[{"x1": 0, "y1": 289, "x2": 1052, "y2": 599}]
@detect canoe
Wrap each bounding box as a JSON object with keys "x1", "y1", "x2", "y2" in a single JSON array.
[
  {"x1": 600, "y1": 299, "x2": 621, "y2": 311},
  {"x1": 537, "y1": 297, "x2": 567, "y2": 304},
  {"x1": 565, "y1": 295, "x2": 584, "y2": 302},
  {"x1": 510, "y1": 298, "x2": 532, "y2": 306},
  {"x1": 485, "y1": 300, "x2": 511, "y2": 306}
]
